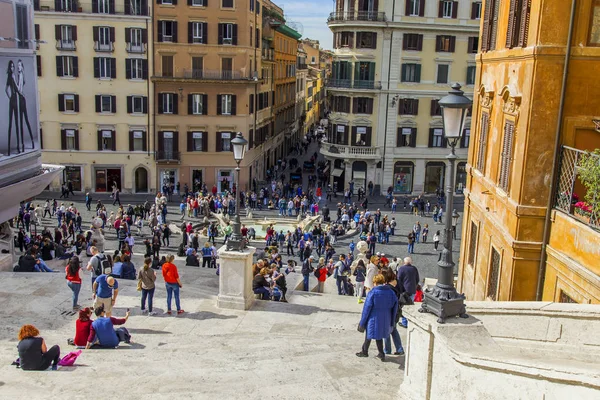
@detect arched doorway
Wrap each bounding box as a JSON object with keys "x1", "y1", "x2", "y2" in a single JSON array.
[{"x1": 134, "y1": 167, "x2": 148, "y2": 193}]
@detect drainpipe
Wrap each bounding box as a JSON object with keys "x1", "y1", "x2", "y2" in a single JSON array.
[
  {"x1": 535, "y1": 0, "x2": 577, "y2": 301},
  {"x1": 381, "y1": 1, "x2": 395, "y2": 195}
]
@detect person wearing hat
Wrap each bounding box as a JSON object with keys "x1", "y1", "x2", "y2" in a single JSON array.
[
  {"x1": 301, "y1": 255, "x2": 315, "y2": 292},
  {"x1": 92, "y1": 274, "x2": 119, "y2": 317}
]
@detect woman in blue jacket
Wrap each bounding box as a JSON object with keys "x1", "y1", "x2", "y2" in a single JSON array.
[{"x1": 356, "y1": 274, "x2": 398, "y2": 361}]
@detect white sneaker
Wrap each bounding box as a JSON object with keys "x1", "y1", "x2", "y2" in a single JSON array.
[
  {"x1": 141, "y1": 309, "x2": 148, "y2": 314},
  {"x1": 148, "y1": 311, "x2": 157, "y2": 316}
]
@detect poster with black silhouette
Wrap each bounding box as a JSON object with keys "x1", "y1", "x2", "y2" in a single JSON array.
[{"x1": 0, "y1": 54, "x2": 39, "y2": 159}]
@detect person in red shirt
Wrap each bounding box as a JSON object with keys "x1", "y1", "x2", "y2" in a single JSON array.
[
  {"x1": 65, "y1": 256, "x2": 82, "y2": 311},
  {"x1": 316, "y1": 257, "x2": 328, "y2": 293},
  {"x1": 162, "y1": 255, "x2": 184, "y2": 315},
  {"x1": 316, "y1": 187, "x2": 322, "y2": 200},
  {"x1": 71, "y1": 307, "x2": 93, "y2": 347}
]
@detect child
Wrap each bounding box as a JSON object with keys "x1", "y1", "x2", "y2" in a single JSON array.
[
  {"x1": 414, "y1": 284, "x2": 424, "y2": 302},
  {"x1": 422, "y1": 224, "x2": 429, "y2": 243},
  {"x1": 349, "y1": 240, "x2": 355, "y2": 255},
  {"x1": 433, "y1": 230, "x2": 440, "y2": 251}
]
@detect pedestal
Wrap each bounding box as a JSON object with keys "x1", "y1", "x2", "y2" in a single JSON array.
[
  {"x1": 90, "y1": 228, "x2": 105, "y2": 252},
  {"x1": 217, "y1": 245, "x2": 256, "y2": 310}
]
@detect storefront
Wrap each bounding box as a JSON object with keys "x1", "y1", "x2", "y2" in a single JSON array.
[
  {"x1": 94, "y1": 167, "x2": 122, "y2": 192},
  {"x1": 63, "y1": 166, "x2": 82, "y2": 191},
  {"x1": 352, "y1": 161, "x2": 367, "y2": 191},
  {"x1": 217, "y1": 169, "x2": 233, "y2": 193},
  {"x1": 424, "y1": 162, "x2": 445, "y2": 193},
  {"x1": 159, "y1": 168, "x2": 178, "y2": 193},
  {"x1": 456, "y1": 162, "x2": 467, "y2": 194},
  {"x1": 393, "y1": 161, "x2": 414, "y2": 194},
  {"x1": 192, "y1": 169, "x2": 203, "y2": 192}
]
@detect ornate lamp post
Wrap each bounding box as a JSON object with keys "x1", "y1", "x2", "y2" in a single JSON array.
[
  {"x1": 420, "y1": 83, "x2": 471, "y2": 323},
  {"x1": 226, "y1": 132, "x2": 248, "y2": 252}
]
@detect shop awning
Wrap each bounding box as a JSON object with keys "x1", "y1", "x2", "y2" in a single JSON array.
[
  {"x1": 353, "y1": 171, "x2": 366, "y2": 180},
  {"x1": 332, "y1": 168, "x2": 344, "y2": 177}
]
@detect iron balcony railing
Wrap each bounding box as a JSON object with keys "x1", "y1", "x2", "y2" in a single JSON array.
[
  {"x1": 35, "y1": 0, "x2": 150, "y2": 16},
  {"x1": 56, "y1": 40, "x2": 76, "y2": 50},
  {"x1": 155, "y1": 151, "x2": 181, "y2": 162},
  {"x1": 328, "y1": 11, "x2": 387, "y2": 23},
  {"x1": 297, "y1": 63, "x2": 308, "y2": 70},
  {"x1": 327, "y1": 79, "x2": 382, "y2": 90},
  {"x1": 555, "y1": 146, "x2": 599, "y2": 229},
  {"x1": 154, "y1": 69, "x2": 255, "y2": 81}
]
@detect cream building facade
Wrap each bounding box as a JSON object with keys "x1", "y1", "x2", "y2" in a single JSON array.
[
  {"x1": 325, "y1": 0, "x2": 479, "y2": 194},
  {"x1": 36, "y1": 0, "x2": 154, "y2": 194}
]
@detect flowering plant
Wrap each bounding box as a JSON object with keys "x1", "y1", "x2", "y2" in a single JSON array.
[{"x1": 574, "y1": 201, "x2": 592, "y2": 217}]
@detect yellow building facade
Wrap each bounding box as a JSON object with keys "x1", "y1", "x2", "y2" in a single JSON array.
[
  {"x1": 458, "y1": 0, "x2": 600, "y2": 303},
  {"x1": 325, "y1": 0, "x2": 478, "y2": 194},
  {"x1": 36, "y1": 0, "x2": 155, "y2": 194}
]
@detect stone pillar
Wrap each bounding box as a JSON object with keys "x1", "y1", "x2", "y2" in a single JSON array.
[{"x1": 217, "y1": 245, "x2": 256, "y2": 310}]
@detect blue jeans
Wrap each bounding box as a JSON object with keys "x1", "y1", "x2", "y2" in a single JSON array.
[
  {"x1": 407, "y1": 243, "x2": 414, "y2": 254},
  {"x1": 253, "y1": 287, "x2": 271, "y2": 300},
  {"x1": 303, "y1": 274, "x2": 310, "y2": 291},
  {"x1": 336, "y1": 276, "x2": 348, "y2": 295},
  {"x1": 35, "y1": 260, "x2": 53, "y2": 272},
  {"x1": 384, "y1": 325, "x2": 404, "y2": 354},
  {"x1": 378, "y1": 232, "x2": 384, "y2": 243},
  {"x1": 415, "y1": 232, "x2": 420, "y2": 243},
  {"x1": 67, "y1": 281, "x2": 81, "y2": 308},
  {"x1": 165, "y1": 283, "x2": 181, "y2": 311},
  {"x1": 141, "y1": 287, "x2": 155, "y2": 312}
]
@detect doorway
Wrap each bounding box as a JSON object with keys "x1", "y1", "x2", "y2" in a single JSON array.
[
  {"x1": 218, "y1": 170, "x2": 233, "y2": 193},
  {"x1": 95, "y1": 168, "x2": 121, "y2": 192},
  {"x1": 63, "y1": 166, "x2": 82, "y2": 191},
  {"x1": 192, "y1": 169, "x2": 203, "y2": 192},
  {"x1": 424, "y1": 162, "x2": 445, "y2": 193},
  {"x1": 134, "y1": 167, "x2": 148, "y2": 193}
]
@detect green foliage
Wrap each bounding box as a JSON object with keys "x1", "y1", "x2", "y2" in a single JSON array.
[{"x1": 578, "y1": 149, "x2": 600, "y2": 217}]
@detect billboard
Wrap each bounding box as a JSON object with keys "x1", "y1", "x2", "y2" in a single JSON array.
[{"x1": 0, "y1": 53, "x2": 39, "y2": 158}]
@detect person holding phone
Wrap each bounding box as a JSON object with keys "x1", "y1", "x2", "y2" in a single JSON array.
[{"x1": 85, "y1": 305, "x2": 131, "y2": 349}]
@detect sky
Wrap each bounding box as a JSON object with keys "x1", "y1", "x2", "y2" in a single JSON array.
[{"x1": 274, "y1": 0, "x2": 335, "y2": 50}]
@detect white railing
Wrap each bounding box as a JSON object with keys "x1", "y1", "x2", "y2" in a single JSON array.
[{"x1": 321, "y1": 143, "x2": 381, "y2": 158}]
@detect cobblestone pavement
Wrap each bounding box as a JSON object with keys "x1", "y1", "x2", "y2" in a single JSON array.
[{"x1": 31, "y1": 140, "x2": 464, "y2": 282}]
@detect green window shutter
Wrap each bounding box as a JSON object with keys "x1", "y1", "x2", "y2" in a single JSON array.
[
  {"x1": 368, "y1": 62, "x2": 375, "y2": 80},
  {"x1": 415, "y1": 64, "x2": 422, "y2": 82}
]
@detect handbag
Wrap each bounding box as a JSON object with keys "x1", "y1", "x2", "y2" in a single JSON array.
[
  {"x1": 136, "y1": 274, "x2": 142, "y2": 292},
  {"x1": 58, "y1": 350, "x2": 82, "y2": 367}
]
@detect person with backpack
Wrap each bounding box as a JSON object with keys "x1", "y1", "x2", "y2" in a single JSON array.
[
  {"x1": 201, "y1": 242, "x2": 212, "y2": 268},
  {"x1": 301, "y1": 256, "x2": 314, "y2": 292},
  {"x1": 353, "y1": 259, "x2": 367, "y2": 304},
  {"x1": 335, "y1": 254, "x2": 349, "y2": 295},
  {"x1": 314, "y1": 257, "x2": 328, "y2": 293},
  {"x1": 86, "y1": 246, "x2": 112, "y2": 288}
]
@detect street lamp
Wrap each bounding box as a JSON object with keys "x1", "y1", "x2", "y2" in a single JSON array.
[
  {"x1": 419, "y1": 83, "x2": 471, "y2": 323},
  {"x1": 227, "y1": 132, "x2": 248, "y2": 252}
]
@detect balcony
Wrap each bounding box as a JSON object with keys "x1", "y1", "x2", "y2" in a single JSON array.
[
  {"x1": 56, "y1": 40, "x2": 76, "y2": 51},
  {"x1": 555, "y1": 146, "x2": 599, "y2": 229},
  {"x1": 153, "y1": 69, "x2": 259, "y2": 83},
  {"x1": 35, "y1": 0, "x2": 150, "y2": 16},
  {"x1": 327, "y1": 11, "x2": 387, "y2": 23},
  {"x1": 297, "y1": 62, "x2": 308, "y2": 70},
  {"x1": 262, "y1": 48, "x2": 274, "y2": 61},
  {"x1": 94, "y1": 41, "x2": 114, "y2": 52},
  {"x1": 155, "y1": 151, "x2": 181, "y2": 162},
  {"x1": 327, "y1": 79, "x2": 382, "y2": 90},
  {"x1": 126, "y1": 43, "x2": 146, "y2": 54},
  {"x1": 320, "y1": 143, "x2": 382, "y2": 160}
]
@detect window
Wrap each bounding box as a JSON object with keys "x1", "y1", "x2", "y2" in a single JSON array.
[
  {"x1": 192, "y1": 56, "x2": 203, "y2": 78},
  {"x1": 498, "y1": 121, "x2": 515, "y2": 192},
  {"x1": 559, "y1": 291, "x2": 578, "y2": 304},
  {"x1": 332, "y1": 96, "x2": 351, "y2": 113},
  {"x1": 159, "y1": 21, "x2": 177, "y2": 43},
  {"x1": 58, "y1": 24, "x2": 77, "y2": 47},
  {"x1": 219, "y1": 132, "x2": 232, "y2": 151},
  {"x1": 56, "y1": 56, "x2": 78, "y2": 77},
  {"x1": 160, "y1": 93, "x2": 175, "y2": 114},
  {"x1": 401, "y1": 63, "x2": 421, "y2": 82},
  {"x1": 221, "y1": 57, "x2": 233, "y2": 78},
  {"x1": 467, "y1": 222, "x2": 478, "y2": 266},
  {"x1": 506, "y1": 0, "x2": 531, "y2": 48},
  {"x1": 126, "y1": 59, "x2": 147, "y2": 80},
  {"x1": 37, "y1": 55, "x2": 42, "y2": 77},
  {"x1": 189, "y1": 94, "x2": 206, "y2": 115},
  {"x1": 189, "y1": 22, "x2": 206, "y2": 44},
  {"x1": 64, "y1": 129, "x2": 77, "y2": 150},
  {"x1": 405, "y1": 0, "x2": 422, "y2": 16},
  {"x1": 219, "y1": 23, "x2": 237, "y2": 45},
  {"x1": 466, "y1": 66, "x2": 476, "y2": 85},
  {"x1": 461, "y1": 129, "x2": 471, "y2": 148},
  {"x1": 430, "y1": 99, "x2": 442, "y2": 116},
  {"x1": 468, "y1": 37, "x2": 479, "y2": 53},
  {"x1": 95, "y1": 57, "x2": 115, "y2": 79},
  {"x1": 487, "y1": 248, "x2": 501, "y2": 300},
  {"x1": 94, "y1": 26, "x2": 114, "y2": 51},
  {"x1": 192, "y1": 0, "x2": 206, "y2": 5},
  {"x1": 127, "y1": 0, "x2": 146, "y2": 15},
  {"x1": 189, "y1": 132, "x2": 205, "y2": 151},
  {"x1": 127, "y1": 28, "x2": 145, "y2": 52},
  {"x1": 58, "y1": 0, "x2": 76, "y2": 12},
  {"x1": 160, "y1": 0, "x2": 172, "y2": 4},
  {"x1": 482, "y1": 0, "x2": 500, "y2": 51},
  {"x1": 471, "y1": 1, "x2": 482, "y2": 19},
  {"x1": 354, "y1": 126, "x2": 370, "y2": 146},
  {"x1": 436, "y1": 35, "x2": 456, "y2": 52},
  {"x1": 403, "y1": 34, "x2": 423, "y2": 51},
  {"x1": 58, "y1": 93, "x2": 79, "y2": 112},
  {"x1": 356, "y1": 32, "x2": 377, "y2": 49},
  {"x1": 337, "y1": 31, "x2": 354, "y2": 48},
  {"x1": 353, "y1": 97, "x2": 373, "y2": 114},
  {"x1": 127, "y1": 95, "x2": 148, "y2": 114},
  {"x1": 96, "y1": 95, "x2": 116, "y2": 113},
  {"x1": 131, "y1": 131, "x2": 145, "y2": 151},
  {"x1": 430, "y1": 128, "x2": 444, "y2": 147},
  {"x1": 476, "y1": 112, "x2": 490, "y2": 172},
  {"x1": 222, "y1": 0, "x2": 233, "y2": 7},
  {"x1": 162, "y1": 55, "x2": 173, "y2": 77},
  {"x1": 399, "y1": 98, "x2": 419, "y2": 115},
  {"x1": 311, "y1": 56, "x2": 316, "y2": 64},
  {"x1": 440, "y1": 0, "x2": 457, "y2": 18},
  {"x1": 217, "y1": 94, "x2": 236, "y2": 115},
  {"x1": 98, "y1": 0, "x2": 111, "y2": 13},
  {"x1": 16, "y1": 5, "x2": 29, "y2": 49},
  {"x1": 98, "y1": 130, "x2": 115, "y2": 151},
  {"x1": 397, "y1": 127, "x2": 416, "y2": 147},
  {"x1": 437, "y1": 65, "x2": 449, "y2": 84}
]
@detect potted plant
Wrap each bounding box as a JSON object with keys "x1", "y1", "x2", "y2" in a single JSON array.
[
  {"x1": 577, "y1": 149, "x2": 600, "y2": 225},
  {"x1": 573, "y1": 201, "x2": 592, "y2": 223}
]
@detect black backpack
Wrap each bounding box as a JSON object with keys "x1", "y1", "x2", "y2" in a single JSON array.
[
  {"x1": 314, "y1": 266, "x2": 321, "y2": 279},
  {"x1": 94, "y1": 254, "x2": 112, "y2": 276}
]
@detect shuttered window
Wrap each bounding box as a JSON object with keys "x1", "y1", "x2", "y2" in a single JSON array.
[
  {"x1": 481, "y1": 0, "x2": 500, "y2": 52},
  {"x1": 487, "y1": 248, "x2": 501, "y2": 300},
  {"x1": 506, "y1": 0, "x2": 531, "y2": 48},
  {"x1": 476, "y1": 112, "x2": 490, "y2": 172},
  {"x1": 468, "y1": 222, "x2": 478, "y2": 266},
  {"x1": 498, "y1": 121, "x2": 516, "y2": 192}
]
